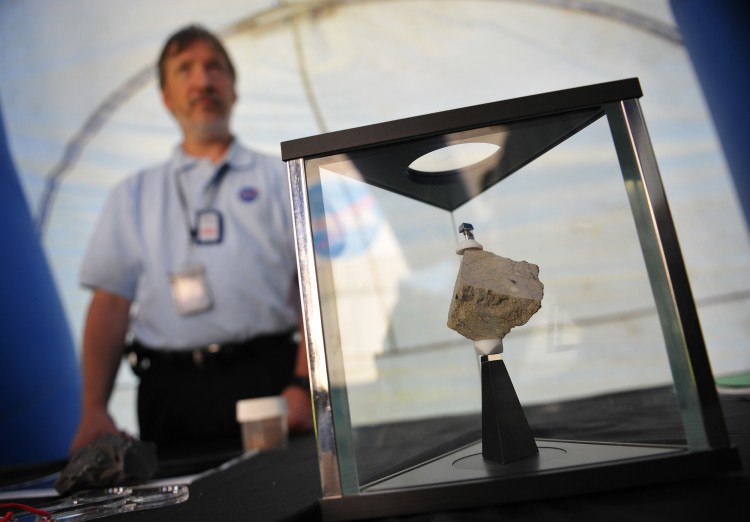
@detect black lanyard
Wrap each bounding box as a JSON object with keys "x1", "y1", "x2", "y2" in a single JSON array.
[{"x1": 175, "y1": 163, "x2": 230, "y2": 242}]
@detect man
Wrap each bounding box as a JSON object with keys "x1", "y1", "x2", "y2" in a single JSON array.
[{"x1": 70, "y1": 25, "x2": 312, "y2": 455}]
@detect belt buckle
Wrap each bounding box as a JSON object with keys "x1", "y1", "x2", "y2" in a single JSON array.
[
  {"x1": 128, "y1": 350, "x2": 151, "y2": 375},
  {"x1": 192, "y1": 343, "x2": 221, "y2": 368}
]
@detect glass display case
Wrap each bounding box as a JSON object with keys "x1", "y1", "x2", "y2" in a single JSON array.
[{"x1": 280, "y1": 78, "x2": 740, "y2": 520}]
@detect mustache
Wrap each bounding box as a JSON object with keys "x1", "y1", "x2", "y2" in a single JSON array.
[{"x1": 189, "y1": 90, "x2": 223, "y2": 108}]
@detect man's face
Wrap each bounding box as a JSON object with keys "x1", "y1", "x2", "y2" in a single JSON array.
[{"x1": 161, "y1": 39, "x2": 236, "y2": 140}]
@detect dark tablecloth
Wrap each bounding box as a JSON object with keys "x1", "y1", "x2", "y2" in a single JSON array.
[{"x1": 3, "y1": 392, "x2": 747, "y2": 521}]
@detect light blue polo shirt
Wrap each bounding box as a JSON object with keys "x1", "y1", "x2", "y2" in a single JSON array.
[{"x1": 80, "y1": 141, "x2": 300, "y2": 350}]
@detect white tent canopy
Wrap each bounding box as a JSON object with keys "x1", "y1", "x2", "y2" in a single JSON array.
[{"x1": 1, "y1": 0, "x2": 748, "y2": 433}]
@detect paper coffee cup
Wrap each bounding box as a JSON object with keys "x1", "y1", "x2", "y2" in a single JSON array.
[{"x1": 236, "y1": 396, "x2": 288, "y2": 451}]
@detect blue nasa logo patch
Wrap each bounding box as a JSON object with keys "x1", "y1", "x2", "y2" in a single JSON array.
[{"x1": 239, "y1": 187, "x2": 259, "y2": 202}]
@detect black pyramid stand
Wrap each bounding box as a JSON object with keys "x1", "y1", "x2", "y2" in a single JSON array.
[{"x1": 481, "y1": 355, "x2": 539, "y2": 464}]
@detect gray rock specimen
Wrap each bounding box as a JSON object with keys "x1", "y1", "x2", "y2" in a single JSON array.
[
  {"x1": 447, "y1": 248, "x2": 543, "y2": 340},
  {"x1": 55, "y1": 433, "x2": 158, "y2": 495}
]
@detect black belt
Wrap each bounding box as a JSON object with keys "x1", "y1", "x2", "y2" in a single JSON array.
[{"x1": 126, "y1": 331, "x2": 295, "y2": 375}]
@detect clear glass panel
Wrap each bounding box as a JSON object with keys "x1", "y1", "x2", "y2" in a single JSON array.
[{"x1": 304, "y1": 115, "x2": 687, "y2": 493}]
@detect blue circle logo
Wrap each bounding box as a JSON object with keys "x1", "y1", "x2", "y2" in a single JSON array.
[{"x1": 239, "y1": 187, "x2": 259, "y2": 202}]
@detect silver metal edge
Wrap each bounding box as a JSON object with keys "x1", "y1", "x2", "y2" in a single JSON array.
[
  {"x1": 605, "y1": 99, "x2": 731, "y2": 450},
  {"x1": 287, "y1": 157, "x2": 343, "y2": 497}
]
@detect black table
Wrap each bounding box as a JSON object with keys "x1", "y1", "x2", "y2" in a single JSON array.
[
  {"x1": 122, "y1": 392, "x2": 748, "y2": 521},
  {"x1": 3, "y1": 392, "x2": 747, "y2": 521}
]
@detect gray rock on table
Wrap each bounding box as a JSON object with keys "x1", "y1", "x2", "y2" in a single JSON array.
[
  {"x1": 447, "y1": 248, "x2": 543, "y2": 341},
  {"x1": 55, "y1": 433, "x2": 158, "y2": 495}
]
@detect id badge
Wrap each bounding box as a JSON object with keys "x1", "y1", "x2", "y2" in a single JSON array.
[
  {"x1": 195, "y1": 209, "x2": 223, "y2": 244},
  {"x1": 170, "y1": 264, "x2": 213, "y2": 315}
]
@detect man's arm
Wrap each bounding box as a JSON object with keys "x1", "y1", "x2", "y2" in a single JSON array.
[
  {"x1": 282, "y1": 317, "x2": 314, "y2": 433},
  {"x1": 69, "y1": 289, "x2": 132, "y2": 453}
]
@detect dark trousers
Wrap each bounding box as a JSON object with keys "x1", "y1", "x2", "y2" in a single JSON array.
[{"x1": 130, "y1": 333, "x2": 297, "y2": 453}]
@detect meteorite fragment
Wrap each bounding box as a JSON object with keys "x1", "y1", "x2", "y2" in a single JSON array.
[{"x1": 447, "y1": 248, "x2": 543, "y2": 341}]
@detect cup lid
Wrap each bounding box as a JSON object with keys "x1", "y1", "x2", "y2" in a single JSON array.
[{"x1": 236, "y1": 396, "x2": 287, "y2": 421}]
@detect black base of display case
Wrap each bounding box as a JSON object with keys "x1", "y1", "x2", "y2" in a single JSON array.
[{"x1": 320, "y1": 439, "x2": 741, "y2": 521}]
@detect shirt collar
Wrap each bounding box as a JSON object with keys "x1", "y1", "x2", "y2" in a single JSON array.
[{"x1": 171, "y1": 138, "x2": 255, "y2": 175}]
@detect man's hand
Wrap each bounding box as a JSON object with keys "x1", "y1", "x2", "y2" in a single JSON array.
[
  {"x1": 69, "y1": 407, "x2": 120, "y2": 455},
  {"x1": 282, "y1": 385, "x2": 314, "y2": 434}
]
